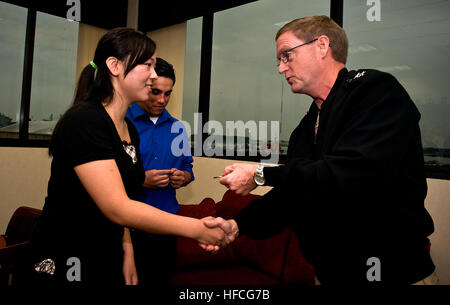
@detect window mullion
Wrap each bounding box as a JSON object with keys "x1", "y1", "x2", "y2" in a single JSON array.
[{"x1": 19, "y1": 7, "x2": 36, "y2": 142}]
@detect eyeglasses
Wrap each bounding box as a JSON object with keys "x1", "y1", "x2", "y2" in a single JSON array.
[{"x1": 277, "y1": 38, "x2": 318, "y2": 66}]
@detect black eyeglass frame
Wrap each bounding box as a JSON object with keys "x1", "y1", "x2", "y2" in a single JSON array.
[{"x1": 278, "y1": 38, "x2": 318, "y2": 65}]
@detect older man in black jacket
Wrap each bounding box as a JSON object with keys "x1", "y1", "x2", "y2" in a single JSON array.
[{"x1": 205, "y1": 15, "x2": 437, "y2": 285}]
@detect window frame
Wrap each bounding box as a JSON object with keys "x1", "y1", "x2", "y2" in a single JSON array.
[{"x1": 1, "y1": 0, "x2": 448, "y2": 179}]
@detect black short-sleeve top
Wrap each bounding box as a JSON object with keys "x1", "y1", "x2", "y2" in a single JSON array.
[{"x1": 33, "y1": 102, "x2": 145, "y2": 284}]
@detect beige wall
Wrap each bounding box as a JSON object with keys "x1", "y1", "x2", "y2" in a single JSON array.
[
  {"x1": 76, "y1": 24, "x2": 109, "y2": 80},
  {"x1": 425, "y1": 178, "x2": 450, "y2": 284},
  {"x1": 0, "y1": 147, "x2": 51, "y2": 233}
]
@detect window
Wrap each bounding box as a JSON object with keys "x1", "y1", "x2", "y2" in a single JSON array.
[
  {"x1": 3, "y1": 0, "x2": 449, "y2": 178},
  {"x1": 29, "y1": 12, "x2": 79, "y2": 140},
  {"x1": 181, "y1": 0, "x2": 449, "y2": 177},
  {"x1": 0, "y1": 2, "x2": 27, "y2": 139},
  {"x1": 0, "y1": 4, "x2": 79, "y2": 142},
  {"x1": 183, "y1": 0, "x2": 329, "y2": 162},
  {"x1": 344, "y1": 0, "x2": 450, "y2": 171},
  {"x1": 182, "y1": 17, "x2": 202, "y2": 133}
]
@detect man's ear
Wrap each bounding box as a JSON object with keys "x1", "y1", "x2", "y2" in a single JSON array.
[
  {"x1": 317, "y1": 35, "x2": 331, "y2": 58},
  {"x1": 105, "y1": 56, "x2": 122, "y2": 77}
]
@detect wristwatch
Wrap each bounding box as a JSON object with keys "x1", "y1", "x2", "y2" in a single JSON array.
[{"x1": 254, "y1": 164, "x2": 265, "y2": 186}]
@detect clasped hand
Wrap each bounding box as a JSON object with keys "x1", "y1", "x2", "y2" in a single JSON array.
[
  {"x1": 198, "y1": 217, "x2": 239, "y2": 253},
  {"x1": 143, "y1": 168, "x2": 187, "y2": 189}
]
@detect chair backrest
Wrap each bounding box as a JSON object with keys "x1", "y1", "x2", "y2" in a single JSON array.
[{"x1": 4, "y1": 206, "x2": 42, "y2": 245}]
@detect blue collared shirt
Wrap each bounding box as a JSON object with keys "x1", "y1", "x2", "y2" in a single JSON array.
[{"x1": 126, "y1": 103, "x2": 194, "y2": 214}]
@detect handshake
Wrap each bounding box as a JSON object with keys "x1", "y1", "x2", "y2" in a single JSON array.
[
  {"x1": 195, "y1": 163, "x2": 261, "y2": 252},
  {"x1": 197, "y1": 217, "x2": 239, "y2": 253}
]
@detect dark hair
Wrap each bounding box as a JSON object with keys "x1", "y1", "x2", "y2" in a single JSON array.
[
  {"x1": 276, "y1": 16, "x2": 348, "y2": 64},
  {"x1": 155, "y1": 57, "x2": 176, "y2": 85},
  {"x1": 49, "y1": 28, "x2": 156, "y2": 155}
]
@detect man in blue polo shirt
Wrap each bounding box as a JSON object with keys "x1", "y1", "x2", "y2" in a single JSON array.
[{"x1": 126, "y1": 57, "x2": 194, "y2": 286}]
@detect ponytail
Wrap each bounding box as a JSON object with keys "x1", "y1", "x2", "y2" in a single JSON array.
[
  {"x1": 48, "y1": 63, "x2": 95, "y2": 156},
  {"x1": 73, "y1": 63, "x2": 96, "y2": 105}
]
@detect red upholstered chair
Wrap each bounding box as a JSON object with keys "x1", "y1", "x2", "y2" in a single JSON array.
[
  {"x1": 216, "y1": 190, "x2": 314, "y2": 285},
  {"x1": 172, "y1": 191, "x2": 314, "y2": 285},
  {"x1": 0, "y1": 206, "x2": 42, "y2": 286}
]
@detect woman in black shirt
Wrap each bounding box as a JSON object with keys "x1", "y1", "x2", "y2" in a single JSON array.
[{"x1": 31, "y1": 28, "x2": 230, "y2": 285}]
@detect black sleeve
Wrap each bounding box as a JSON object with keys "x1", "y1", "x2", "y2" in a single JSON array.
[
  {"x1": 56, "y1": 105, "x2": 116, "y2": 167},
  {"x1": 234, "y1": 187, "x2": 290, "y2": 239},
  {"x1": 263, "y1": 166, "x2": 285, "y2": 187}
]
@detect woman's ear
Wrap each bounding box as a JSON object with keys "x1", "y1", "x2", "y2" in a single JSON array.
[{"x1": 105, "y1": 56, "x2": 123, "y2": 77}]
